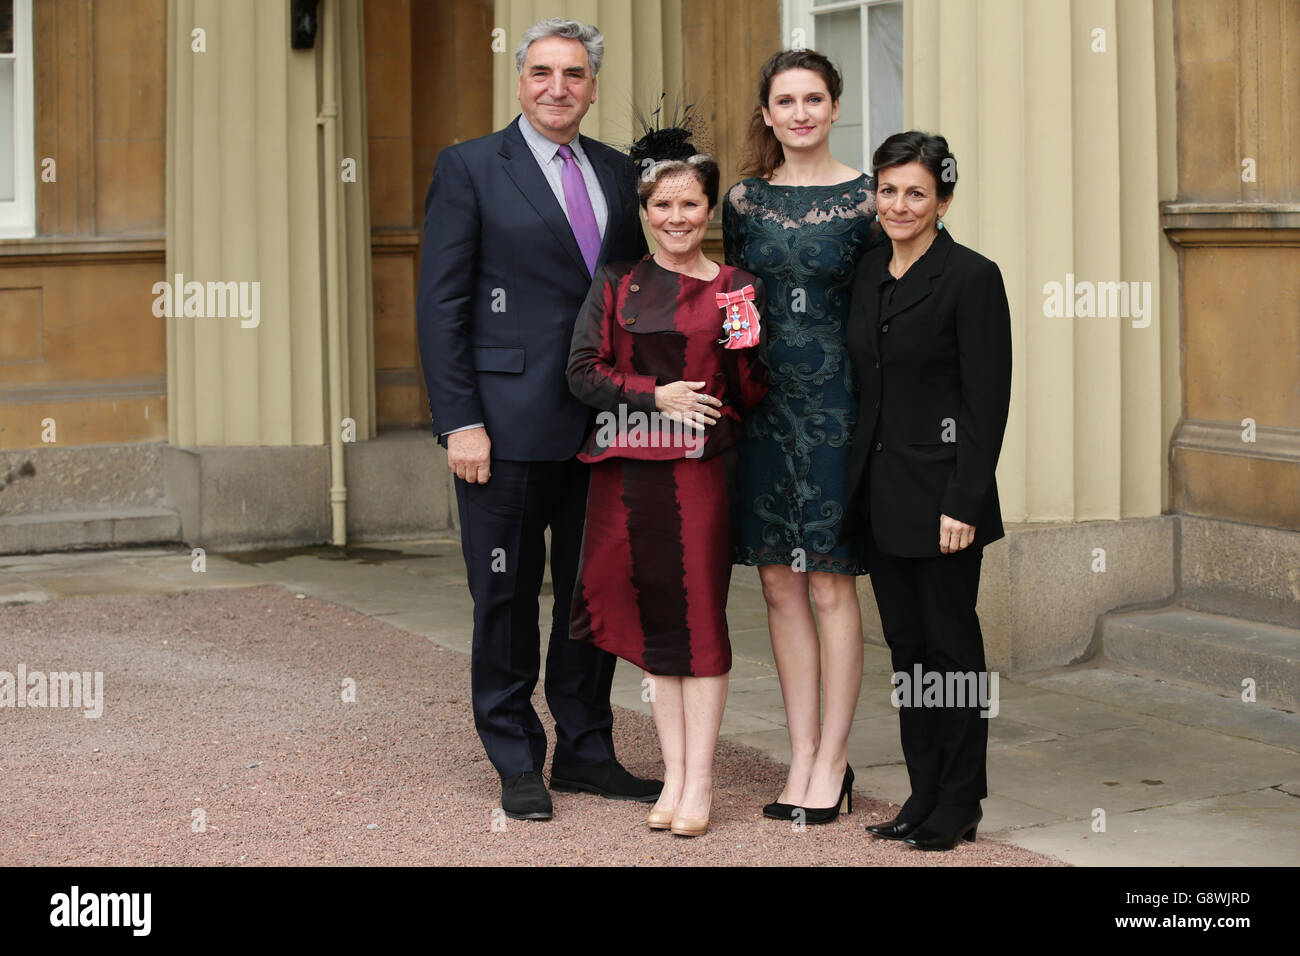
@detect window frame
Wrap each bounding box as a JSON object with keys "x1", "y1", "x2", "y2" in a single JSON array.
[
  {"x1": 0, "y1": 0, "x2": 35, "y2": 239},
  {"x1": 783, "y1": 0, "x2": 902, "y2": 175}
]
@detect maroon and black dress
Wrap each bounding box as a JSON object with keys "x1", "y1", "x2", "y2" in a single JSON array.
[{"x1": 566, "y1": 257, "x2": 770, "y2": 677}]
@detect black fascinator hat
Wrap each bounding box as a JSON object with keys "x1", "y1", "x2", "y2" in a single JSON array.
[
  {"x1": 630, "y1": 98, "x2": 702, "y2": 165},
  {"x1": 628, "y1": 95, "x2": 720, "y2": 208}
]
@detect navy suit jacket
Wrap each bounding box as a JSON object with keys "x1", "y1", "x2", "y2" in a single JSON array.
[
  {"x1": 843, "y1": 228, "x2": 1012, "y2": 557},
  {"x1": 416, "y1": 117, "x2": 649, "y2": 461}
]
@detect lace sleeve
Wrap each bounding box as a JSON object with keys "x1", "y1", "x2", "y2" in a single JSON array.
[
  {"x1": 722, "y1": 182, "x2": 748, "y2": 267},
  {"x1": 856, "y1": 178, "x2": 877, "y2": 217}
]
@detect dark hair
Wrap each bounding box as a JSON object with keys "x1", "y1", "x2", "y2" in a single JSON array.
[
  {"x1": 629, "y1": 106, "x2": 719, "y2": 209},
  {"x1": 740, "y1": 49, "x2": 844, "y2": 180},
  {"x1": 871, "y1": 131, "x2": 958, "y2": 199}
]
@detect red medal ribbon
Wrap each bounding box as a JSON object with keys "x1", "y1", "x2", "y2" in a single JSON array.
[{"x1": 715, "y1": 285, "x2": 761, "y2": 349}]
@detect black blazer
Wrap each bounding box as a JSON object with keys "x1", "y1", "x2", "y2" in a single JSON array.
[
  {"x1": 416, "y1": 116, "x2": 649, "y2": 461},
  {"x1": 843, "y1": 227, "x2": 1012, "y2": 557}
]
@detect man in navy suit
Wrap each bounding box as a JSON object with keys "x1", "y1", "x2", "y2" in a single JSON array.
[{"x1": 416, "y1": 17, "x2": 659, "y2": 819}]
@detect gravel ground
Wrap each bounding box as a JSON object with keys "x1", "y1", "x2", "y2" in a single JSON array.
[{"x1": 0, "y1": 586, "x2": 1061, "y2": 866}]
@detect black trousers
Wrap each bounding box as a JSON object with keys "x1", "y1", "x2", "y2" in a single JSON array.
[
  {"x1": 454, "y1": 457, "x2": 617, "y2": 779},
  {"x1": 867, "y1": 537, "x2": 989, "y2": 806}
]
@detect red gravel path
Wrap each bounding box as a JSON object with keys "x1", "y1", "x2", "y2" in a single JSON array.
[{"x1": 0, "y1": 586, "x2": 1061, "y2": 866}]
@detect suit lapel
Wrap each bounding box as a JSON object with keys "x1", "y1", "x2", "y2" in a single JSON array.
[
  {"x1": 879, "y1": 228, "x2": 955, "y2": 323},
  {"x1": 500, "y1": 119, "x2": 590, "y2": 278},
  {"x1": 881, "y1": 272, "x2": 934, "y2": 323}
]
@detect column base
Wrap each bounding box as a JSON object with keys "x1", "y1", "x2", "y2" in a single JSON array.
[{"x1": 162, "y1": 431, "x2": 455, "y2": 550}]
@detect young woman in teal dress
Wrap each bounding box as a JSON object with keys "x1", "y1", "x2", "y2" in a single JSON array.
[{"x1": 724, "y1": 49, "x2": 887, "y2": 822}]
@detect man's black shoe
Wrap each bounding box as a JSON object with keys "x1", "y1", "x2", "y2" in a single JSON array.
[
  {"x1": 867, "y1": 794, "x2": 936, "y2": 840},
  {"x1": 903, "y1": 804, "x2": 982, "y2": 851},
  {"x1": 549, "y1": 759, "x2": 663, "y2": 802},
  {"x1": 866, "y1": 813, "x2": 925, "y2": 840},
  {"x1": 501, "y1": 771, "x2": 553, "y2": 820}
]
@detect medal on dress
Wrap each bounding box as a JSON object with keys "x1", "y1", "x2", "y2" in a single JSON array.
[{"x1": 715, "y1": 285, "x2": 761, "y2": 349}]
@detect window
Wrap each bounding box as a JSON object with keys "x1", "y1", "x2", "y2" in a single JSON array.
[
  {"x1": 785, "y1": 0, "x2": 904, "y2": 174},
  {"x1": 0, "y1": 0, "x2": 35, "y2": 238}
]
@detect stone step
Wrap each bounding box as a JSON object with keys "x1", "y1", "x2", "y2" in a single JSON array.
[
  {"x1": 0, "y1": 507, "x2": 182, "y2": 555},
  {"x1": 1099, "y1": 606, "x2": 1300, "y2": 711},
  {"x1": 1179, "y1": 516, "x2": 1300, "y2": 630}
]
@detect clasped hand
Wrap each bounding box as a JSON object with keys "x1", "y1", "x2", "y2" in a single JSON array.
[{"x1": 654, "y1": 381, "x2": 722, "y2": 430}]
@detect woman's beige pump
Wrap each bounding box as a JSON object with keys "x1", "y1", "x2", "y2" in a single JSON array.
[
  {"x1": 647, "y1": 807, "x2": 675, "y2": 830},
  {"x1": 670, "y1": 815, "x2": 709, "y2": 837}
]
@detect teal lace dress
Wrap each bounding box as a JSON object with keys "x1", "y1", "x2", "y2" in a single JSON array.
[{"x1": 723, "y1": 175, "x2": 886, "y2": 575}]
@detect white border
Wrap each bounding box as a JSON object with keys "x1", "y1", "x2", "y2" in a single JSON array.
[{"x1": 0, "y1": 0, "x2": 35, "y2": 238}]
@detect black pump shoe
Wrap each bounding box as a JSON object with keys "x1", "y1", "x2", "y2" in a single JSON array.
[
  {"x1": 796, "y1": 765, "x2": 854, "y2": 825},
  {"x1": 762, "y1": 800, "x2": 798, "y2": 820},
  {"x1": 903, "y1": 805, "x2": 982, "y2": 850}
]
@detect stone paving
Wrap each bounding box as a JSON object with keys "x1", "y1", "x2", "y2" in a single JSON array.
[{"x1": 2, "y1": 540, "x2": 1297, "y2": 866}]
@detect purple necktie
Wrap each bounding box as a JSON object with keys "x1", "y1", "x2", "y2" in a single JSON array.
[{"x1": 557, "y1": 144, "x2": 601, "y2": 275}]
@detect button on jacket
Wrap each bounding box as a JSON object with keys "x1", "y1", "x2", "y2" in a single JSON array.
[{"x1": 843, "y1": 227, "x2": 1012, "y2": 557}]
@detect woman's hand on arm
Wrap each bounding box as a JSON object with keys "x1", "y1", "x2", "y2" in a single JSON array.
[{"x1": 655, "y1": 381, "x2": 722, "y2": 430}]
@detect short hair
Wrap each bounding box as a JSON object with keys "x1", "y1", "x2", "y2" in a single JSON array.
[
  {"x1": 871, "y1": 131, "x2": 958, "y2": 199},
  {"x1": 515, "y1": 17, "x2": 604, "y2": 76},
  {"x1": 637, "y1": 156, "x2": 721, "y2": 211}
]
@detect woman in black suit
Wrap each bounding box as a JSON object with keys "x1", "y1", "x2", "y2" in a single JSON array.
[{"x1": 844, "y1": 131, "x2": 1012, "y2": 850}]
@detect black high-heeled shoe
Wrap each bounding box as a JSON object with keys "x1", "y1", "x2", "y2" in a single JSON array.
[
  {"x1": 762, "y1": 800, "x2": 798, "y2": 820},
  {"x1": 795, "y1": 765, "x2": 854, "y2": 825},
  {"x1": 903, "y1": 805, "x2": 982, "y2": 850}
]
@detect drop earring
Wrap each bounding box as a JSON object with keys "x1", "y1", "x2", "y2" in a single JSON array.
[{"x1": 938, "y1": 220, "x2": 945, "y2": 230}]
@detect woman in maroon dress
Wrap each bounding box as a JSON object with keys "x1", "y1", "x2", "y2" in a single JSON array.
[{"x1": 567, "y1": 128, "x2": 769, "y2": 837}]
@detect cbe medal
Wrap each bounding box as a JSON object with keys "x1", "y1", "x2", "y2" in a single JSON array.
[{"x1": 715, "y1": 285, "x2": 761, "y2": 349}]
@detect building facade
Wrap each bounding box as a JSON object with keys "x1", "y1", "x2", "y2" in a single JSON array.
[{"x1": 1, "y1": 0, "x2": 1296, "y2": 689}]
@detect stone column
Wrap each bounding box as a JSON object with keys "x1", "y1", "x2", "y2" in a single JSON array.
[
  {"x1": 906, "y1": 0, "x2": 1172, "y2": 526},
  {"x1": 163, "y1": 0, "x2": 374, "y2": 548},
  {"x1": 165, "y1": 0, "x2": 373, "y2": 448}
]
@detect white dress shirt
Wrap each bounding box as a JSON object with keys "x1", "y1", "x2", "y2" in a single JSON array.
[{"x1": 516, "y1": 113, "x2": 609, "y2": 239}]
